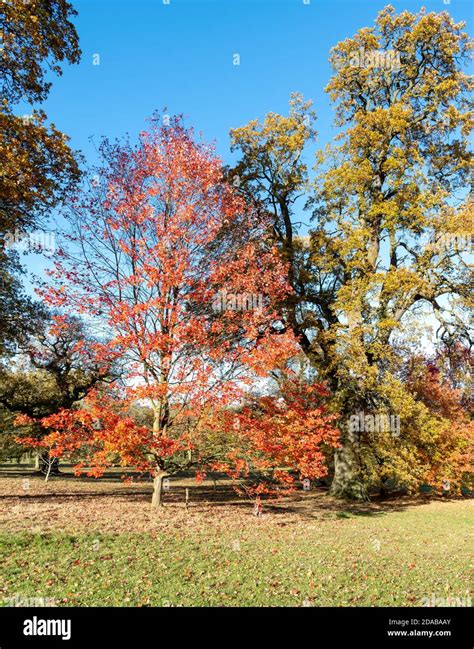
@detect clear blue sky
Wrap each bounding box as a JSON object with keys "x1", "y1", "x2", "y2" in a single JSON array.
[
  {"x1": 43, "y1": 0, "x2": 472, "y2": 162},
  {"x1": 21, "y1": 0, "x2": 473, "y2": 282}
]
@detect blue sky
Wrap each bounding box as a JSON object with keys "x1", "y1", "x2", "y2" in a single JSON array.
[
  {"x1": 19, "y1": 0, "x2": 473, "y2": 282},
  {"x1": 44, "y1": 0, "x2": 472, "y2": 161}
]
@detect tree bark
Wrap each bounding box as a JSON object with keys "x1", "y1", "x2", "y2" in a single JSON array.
[
  {"x1": 327, "y1": 303, "x2": 372, "y2": 501},
  {"x1": 151, "y1": 471, "x2": 168, "y2": 508},
  {"x1": 329, "y1": 438, "x2": 368, "y2": 501}
]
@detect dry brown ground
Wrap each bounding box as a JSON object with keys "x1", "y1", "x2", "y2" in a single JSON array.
[{"x1": 0, "y1": 466, "x2": 465, "y2": 536}]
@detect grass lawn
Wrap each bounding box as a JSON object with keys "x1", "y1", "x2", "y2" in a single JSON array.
[{"x1": 0, "y1": 466, "x2": 472, "y2": 607}]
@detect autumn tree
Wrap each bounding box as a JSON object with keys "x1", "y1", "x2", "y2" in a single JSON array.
[
  {"x1": 211, "y1": 372, "x2": 340, "y2": 499},
  {"x1": 0, "y1": 0, "x2": 81, "y2": 233},
  {"x1": 41, "y1": 117, "x2": 298, "y2": 506},
  {"x1": 0, "y1": 248, "x2": 45, "y2": 355},
  {"x1": 230, "y1": 7, "x2": 472, "y2": 499},
  {"x1": 0, "y1": 0, "x2": 81, "y2": 351},
  {"x1": 401, "y1": 351, "x2": 473, "y2": 493},
  {"x1": 0, "y1": 314, "x2": 114, "y2": 473}
]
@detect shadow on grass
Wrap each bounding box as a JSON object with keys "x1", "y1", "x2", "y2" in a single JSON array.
[
  {"x1": 0, "y1": 465, "x2": 144, "y2": 482},
  {"x1": 0, "y1": 465, "x2": 470, "y2": 521}
]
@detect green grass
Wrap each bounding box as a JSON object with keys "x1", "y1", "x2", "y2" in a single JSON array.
[{"x1": 1, "y1": 499, "x2": 472, "y2": 607}]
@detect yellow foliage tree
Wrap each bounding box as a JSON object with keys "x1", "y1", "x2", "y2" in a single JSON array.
[{"x1": 230, "y1": 7, "x2": 472, "y2": 499}]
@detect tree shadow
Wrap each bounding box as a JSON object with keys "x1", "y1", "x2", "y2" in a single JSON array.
[
  {"x1": 0, "y1": 465, "x2": 151, "y2": 482},
  {"x1": 0, "y1": 467, "x2": 471, "y2": 521},
  {"x1": 265, "y1": 490, "x2": 470, "y2": 523}
]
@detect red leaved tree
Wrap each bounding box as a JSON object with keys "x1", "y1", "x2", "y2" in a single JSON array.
[
  {"x1": 405, "y1": 352, "x2": 473, "y2": 493},
  {"x1": 38, "y1": 115, "x2": 299, "y2": 506},
  {"x1": 211, "y1": 372, "x2": 340, "y2": 503}
]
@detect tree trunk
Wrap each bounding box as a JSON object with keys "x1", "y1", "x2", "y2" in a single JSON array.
[
  {"x1": 151, "y1": 471, "x2": 168, "y2": 509},
  {"x1": 39, "y1": 452, "x2": 60, "y2": 476},
  {"x1": 44, "y1": 459, "x2": 53, "y2": 483},
  {"x1": 329, "y1": 439, "x2": 368, "y2": 501}
]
